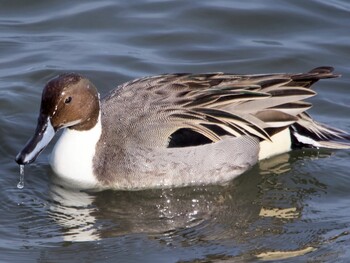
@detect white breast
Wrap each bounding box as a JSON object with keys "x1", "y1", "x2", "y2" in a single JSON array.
[{"x1": 50, "y1": 117, "x2": 102, "y2": 189}]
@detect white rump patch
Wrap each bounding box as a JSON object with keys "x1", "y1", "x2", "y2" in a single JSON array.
[{"x1": 259, "y1": 128, "x2": 292, "y2": 160}]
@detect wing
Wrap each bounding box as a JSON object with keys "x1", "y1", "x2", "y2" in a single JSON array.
[{"x1": 101, "y1": 67, "x2": 338, "y2": 148}]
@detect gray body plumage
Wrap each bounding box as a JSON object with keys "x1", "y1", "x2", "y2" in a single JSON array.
[
  {"x1": 15, "y1": 67, "x2": 350, "y2": 190},
  {"x1": 91, "y1": 67, "x2": 350, "y2": 189}
]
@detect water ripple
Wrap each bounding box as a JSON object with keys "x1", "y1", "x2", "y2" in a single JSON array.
[{"x1": 1, "y1": 0, "x2": 350, "y2": 261}]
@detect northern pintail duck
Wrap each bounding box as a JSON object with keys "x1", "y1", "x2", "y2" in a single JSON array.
[{"x1": 16, "y1": 67, "x2": 350, "y2": 190}]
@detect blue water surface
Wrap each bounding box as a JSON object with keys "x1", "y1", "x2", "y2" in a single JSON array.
[{"x1": 1, "y1": 0, "x2": 350, "y2": 262}]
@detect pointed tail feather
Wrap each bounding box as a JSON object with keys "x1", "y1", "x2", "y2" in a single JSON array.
[{"x1": 290, "y1": 66, "x2": 341, "y2": 88}]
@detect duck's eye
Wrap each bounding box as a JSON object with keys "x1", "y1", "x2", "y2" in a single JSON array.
[{"x1": 64, "y1": 96, "x2": 72, "y2": 104}]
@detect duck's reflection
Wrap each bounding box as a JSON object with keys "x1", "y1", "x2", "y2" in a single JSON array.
[
  {"x1": 48, "y1": 149, "x2": 332, "y2": 257},
  {"x1": 48, "y1": 183, "x2": 99, "y2": 242},
  {"x1": 49, "y1": 167, "x2": 264, "y2": 243}
]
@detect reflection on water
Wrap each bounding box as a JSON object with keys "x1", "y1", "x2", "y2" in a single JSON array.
[
  {"x1": 43, "y1": 150, "x2": 341, "y2": 260},
  {"x1": 3, "y1": 141, "x2": 348, "y2": 261},
  {"x1": 2, "y1": 0, "x2": 350, "y2": 261},
  {"x1": 48, "y1": 184, "x2": 99, "y2": 242}
]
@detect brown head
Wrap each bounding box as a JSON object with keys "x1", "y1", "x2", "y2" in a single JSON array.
[
  {"x1": 41, "y1": 73, "x2": 100, "y2": 131},
  {"x1": 15, "y1": 73, "x2": 100, "y2": 164}
]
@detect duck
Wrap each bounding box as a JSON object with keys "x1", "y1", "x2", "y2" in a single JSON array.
[{"x1": 15, "y1": 67, "x2": 350, "y2": 190}]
